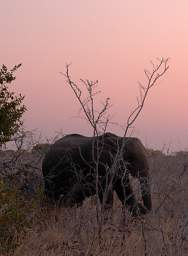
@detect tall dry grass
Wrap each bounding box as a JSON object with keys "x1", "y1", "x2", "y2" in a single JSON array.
[{"x1": 9, "y1": 152, "x2": 188, "y2": 256}]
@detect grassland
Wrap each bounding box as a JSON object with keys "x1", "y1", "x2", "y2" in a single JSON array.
[{"x1": 1, "y1": 148, "x2": 188, "y2": 255}]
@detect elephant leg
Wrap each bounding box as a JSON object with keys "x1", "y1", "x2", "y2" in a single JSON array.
[
  {"x1": 60, "y1": 182, "x2": 85, "y2": 207},
  {"x1": 44, "y1": 176, "x2": 61, "y2": 202},
  {"x1": 98, "y1": 184, "x2": 113, "y2": 223},
  {"x1": 98, "y1": 184, "x2": 113, "y2": 210},
  {"x1": 115, "y1": 175, "x2": 147, "y2": 216}
]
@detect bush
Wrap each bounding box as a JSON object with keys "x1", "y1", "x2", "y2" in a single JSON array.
[
  {"x1": 0, "y1": 64, "x2": 26, "y2": 146},
  {"x1": 0, "y1": 178, "x2": 42, "y2": 254}
]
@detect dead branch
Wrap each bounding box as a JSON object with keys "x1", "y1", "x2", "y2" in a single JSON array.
[
  {"x1": 123, "y1": 57, "x2": 169, "y2": 136},
  {"x1": 63, "y1": 64, "x2": 111, "y2": 135}
]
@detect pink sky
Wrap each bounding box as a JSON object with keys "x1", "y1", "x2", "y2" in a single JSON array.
[{"x1": 1, "y1": 0, "x2": 188, "y2": 151}]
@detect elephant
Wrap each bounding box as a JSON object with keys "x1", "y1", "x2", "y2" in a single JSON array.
[{"x1": 42, "y1": 132, "x2": 152, "y2": 216}]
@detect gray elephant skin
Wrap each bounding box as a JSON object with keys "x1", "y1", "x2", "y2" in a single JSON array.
[{"x1": 42, "y1": 133, "x2": 152, "y2": 216}]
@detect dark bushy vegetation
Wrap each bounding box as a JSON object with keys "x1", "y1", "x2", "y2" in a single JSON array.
[
  {"x1": 0, "y1": 147, "x2": 44, "y2": 254},
  {"x1": 0, "y1": 64, "x2": 26, "y2": 146}
]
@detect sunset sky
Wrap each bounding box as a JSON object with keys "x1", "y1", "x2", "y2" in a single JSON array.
[{"x1": 1, "y1": 0, "x2": 188, "y2": 151}]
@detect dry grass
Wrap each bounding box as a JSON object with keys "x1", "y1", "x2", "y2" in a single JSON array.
[{"x1": 1, "y1": 151, "x2": 188, "y2": 255}]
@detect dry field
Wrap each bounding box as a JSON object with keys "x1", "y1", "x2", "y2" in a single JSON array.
[{"x1": 1, "y1": 148, "x2": 188, "y2": 256}]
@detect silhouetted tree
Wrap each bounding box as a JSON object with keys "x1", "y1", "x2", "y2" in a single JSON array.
[{"x1": 0, "y1": 64, "x2": 26, "y2": 146}]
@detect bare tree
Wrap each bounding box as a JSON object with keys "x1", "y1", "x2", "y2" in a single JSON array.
[
  {"x1": 64, "y1": 58, "x2": 169, "y2": 137},
  {"x1": 63, "y1": 65, "x2": 111, "y2": 136},
  {"x1": 63, "y1": 58, "x2": 169, "y2": 218}
]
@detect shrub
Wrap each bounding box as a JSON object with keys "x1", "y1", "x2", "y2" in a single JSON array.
[
  {"x1": 0, "y1": 178, "x2": 42, "y2": 254},
  {"x1": 0, "y1": 64, "x2": 26, "y2": 146}
]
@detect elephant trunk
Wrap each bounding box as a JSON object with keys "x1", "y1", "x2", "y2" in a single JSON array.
[{"x1": 139, "y1": 171, "x2": 152, "y2": 211}]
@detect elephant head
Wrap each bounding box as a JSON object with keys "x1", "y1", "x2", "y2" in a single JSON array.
[{"x1": 42, "y1": 133, "x2": 152, "y2": 216}]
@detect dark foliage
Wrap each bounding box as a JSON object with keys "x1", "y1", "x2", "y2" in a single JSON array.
[{"x1": 0, "y1": 64, "x2": 26, "y2": 145}]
